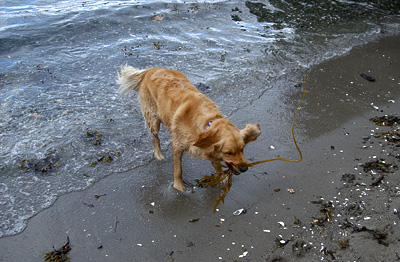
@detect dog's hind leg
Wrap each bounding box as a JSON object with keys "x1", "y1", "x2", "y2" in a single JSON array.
[
  {"x1": 143, "y1": 112, "x2": 164, "y2": 160},
  {"x1": 150, "y1": 118, "x2": 164, "y2": 160},
  {"x1": 138, "y1": 86, "x2": 165, "y2": 160}
]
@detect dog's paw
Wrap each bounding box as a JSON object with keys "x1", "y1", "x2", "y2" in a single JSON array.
[
  {"x1": 154, "y1": 151, "x2": 165, "y2": 160},
  {"x1": 173, "y1": 182, "x2": 185, "y2": 192}
]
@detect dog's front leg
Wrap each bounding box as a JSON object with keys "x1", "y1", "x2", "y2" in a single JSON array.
[{"x1": 172, "y1": 146, "x2": 185, "y2": 191}]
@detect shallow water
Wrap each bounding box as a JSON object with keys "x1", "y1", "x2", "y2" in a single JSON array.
[{"x1": 0, "y1": 0, "x2": 399, "y2": 237}]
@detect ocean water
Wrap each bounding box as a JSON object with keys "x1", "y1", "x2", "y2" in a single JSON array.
[{"x1": 0, "y1": 0, "x2": 399, "y2": 237}]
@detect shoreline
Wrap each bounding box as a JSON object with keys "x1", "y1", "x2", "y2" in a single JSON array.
[{"x1": 1, "y1": 34, "x2": 399, "y2": 261}]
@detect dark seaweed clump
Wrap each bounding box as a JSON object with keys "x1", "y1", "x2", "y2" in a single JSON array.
[
  {"x1": 84, "y1": 127, "x2": 102, "y2": 145},
  {"x1": 369, "y1": 115, "x2": 400, "y2": 126},
  {"x1": 309, "y1": 200, "x2": 335, "y2": 227},
  {"x1": 44, "y1": 236, "x2": 71, "y2": 262},
  {"x1": 89, "y1": 151, "x2": 119, "y2": 167},
  {"x1": 20, "y1": 155, "x2": 60, "y2": 174},
  {"x1": 362, "y1": 159, "x2": 392, "y2": 173}
]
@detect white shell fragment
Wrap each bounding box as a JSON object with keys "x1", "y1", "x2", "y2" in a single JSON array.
[
  {"x1": 239, "y1": 251, "x2": 248, "y2": 258},
  {"x1": 278, "y1": 221, "x2": 285, "y2": 227},
  {"x1": 233, "y1": 208, "x2": 247, "y2": 216}
]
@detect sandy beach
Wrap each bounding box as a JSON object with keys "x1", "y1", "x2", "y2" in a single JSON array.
[{"x1": 1, "y1": 34, "x2": 399, "y2": 262}]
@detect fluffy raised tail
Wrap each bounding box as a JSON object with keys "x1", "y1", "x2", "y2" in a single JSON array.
[{"x1": 117, "y1": 65, "x2": 146, "y2": 95}]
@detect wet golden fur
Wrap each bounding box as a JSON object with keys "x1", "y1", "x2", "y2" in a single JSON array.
[{"x1": 117, "y1": 66, "x2": 261, "y2": 191}]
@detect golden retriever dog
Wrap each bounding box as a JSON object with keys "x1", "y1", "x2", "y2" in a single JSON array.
[{"x1": 117, "y1": 66, "x2": 261, "y2": 191}]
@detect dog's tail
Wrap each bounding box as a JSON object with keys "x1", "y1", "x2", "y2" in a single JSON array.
[{"x1": 117, "y1": 65, "x2": 146, "y2": 95}]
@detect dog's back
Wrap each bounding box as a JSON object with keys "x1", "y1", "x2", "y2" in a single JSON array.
[{"x1": 117, "y1": 66, "x2": 222, "y2": 131}]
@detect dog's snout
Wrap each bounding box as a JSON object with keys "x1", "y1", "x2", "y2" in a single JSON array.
[{"x1": 239, "y1": 166, "x2": 248, "y2": 173}]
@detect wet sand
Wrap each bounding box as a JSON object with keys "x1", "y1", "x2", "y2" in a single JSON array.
[{"x1": 1, "y1": 34, "x2": 399, "y2": 261}]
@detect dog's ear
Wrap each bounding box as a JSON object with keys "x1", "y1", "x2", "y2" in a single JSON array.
[
  {"x1": 241, "y1": 123, "x2": 261, "y2": 144},
  {"x1": 192, "y1": 130, "x2": 219, "y2": 149}
]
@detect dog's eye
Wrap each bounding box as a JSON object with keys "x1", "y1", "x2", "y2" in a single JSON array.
[{"x1": 225, "y1": 151, "x2": 234, "y2": 155}]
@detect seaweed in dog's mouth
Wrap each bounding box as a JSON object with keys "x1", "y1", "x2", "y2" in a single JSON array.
[{"x1": 198, "y1": 162, "x2": 234, "y2": 213}]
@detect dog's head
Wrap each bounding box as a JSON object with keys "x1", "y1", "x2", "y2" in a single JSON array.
[{"x1": 192, "y1": 119, "x2": 261, "y2": 175}]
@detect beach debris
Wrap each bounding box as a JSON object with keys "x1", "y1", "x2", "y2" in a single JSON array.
[
  {"x1": 89, "y1": 150, "x2": 120, "y2": 167},
  {"x1": 233, "y1": 208, "x2": 246, "y2": 216},
  {"x1": 198, "y1": 162, "x2": 234, "y2": 213},
  {"x1": 84, "y1": 127, "x2": 102, "y2": 145},
  {"x1": 152, "y1": 15, "x2": 164, "y2": 22},
  {"x1": 309, "y1": 200, "x2": 335, "y2": 227},
  {"x1": 370, "y1": 174, "x2": 385, "y2": 186},
  {"x1": 44, "y1": 236, "x2": 71, "y2": 262},
  {"x1": 287, "y1": 188, "x2": 295, "y2": 194},
  {"x1": 310, "y1": 199, "x2": 323, "y2": 204},
  {"x1": 292, "y1": 217, "x2": 301, "y2": 227},
  {"x1": 275, "y1": 236, "x2": 291, "y2": 248},
  {"x1": 274, "y1": 188, "x2": 281, "y2": 192},
  {"x1": 20, "y1": 155, "x2": 60, "y2": 174},
  {"x1": 120, "y1": 45, "x2": 141, "y2": 57},
  {"x1": 277, "y1": 221, "x2": 285, "y2": 227},
  {"x1": 321, "y1": 247, "x2": 336, "y2": 260},
  {"x1": 152, "y1": 41, "x2": 163, "y2": 50},
  {"x1": 362, "y1": 159, "x2": 391, "y2": 173},
  {"x1": 36, "y1": 64, "x2": 56, "y2": 79},
  {"x1": 338, "y1": 238, "x2": 350, "y2": 249},
  {"x1": 82, "y1": 202, "x2": 94, "y2": 208},
  {"x1": 89, "y1": 153, "x2": 114, "y2": 167},
  {"x1": 379, "y1": 130, "x2": 400, "y2": 143},
  {"x1": 189, "y1": 218, "x2": 199, "y2": 223},
  {"x1": 114, "y1": 216, "x2": 119, "y2": 233},
  {"x1": 94, "y1": 193, "x2": 107, "y2": 199},
  {"x1": 394, "y1": 209, "x2": 400, "y2": 219},
  {"x1": 238, "y1": 251, "x2": 248, "y2": 258},
  {"x1": 369, "y1": 115, "x2": 399, "y2": 126},
  {"x1": 104, "y1": 115, "x2": 113, "y2": 123},
  {"x1": 231, "y1": 14, "x2": 242, "y2": 23},
  {"x1": 33, "y1": 112, "x2": 40, "y2": 118},
  {"x1": 358, "y1": 71, "x2": 375, "y2": 82}
]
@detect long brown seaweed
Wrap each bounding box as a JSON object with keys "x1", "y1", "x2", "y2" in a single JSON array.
[{"x1": 198, "y1": 164, "x2": 233, "y2": 213}]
